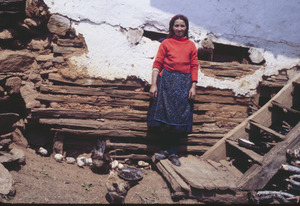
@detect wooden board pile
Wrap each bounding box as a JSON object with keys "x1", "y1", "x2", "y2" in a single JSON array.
[
  {"x1": 27, "y1": 71, "x2": 251, "y2": 160},
  {"x1": 249, "y1": 146, "x2": 300, "y2": 204}
]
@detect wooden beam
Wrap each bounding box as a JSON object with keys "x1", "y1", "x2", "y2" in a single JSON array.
[
  {"x1": 31, "y1": 108, "x2": 147, "y2": 121},
  {"x1": 48, "y1": 73, "x2": 144, "y2": 88},
  {"x1": 40, "y1": 84, "x2": 149, "y2": 100},
  {"x1": 36, "y1": 93, "x2": 149, "y2": 109},
  {"x1": 226, "y1": 139, "x2": 263, "y2": 165},
  {"x1": 39, "y1": 118, "x2": 148, "y2": 131},
  {"x1": 271, "y1": 100, "x2": 300, "y2": 115},
  {"x1": 249, "y1": 120, "x2": 286, "y2": 140}
]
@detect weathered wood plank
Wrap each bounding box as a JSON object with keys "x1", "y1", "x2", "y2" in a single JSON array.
[
  {"x1": 109, "y1": 154, "x2": 151, "y2": 161},
  {"x1": 106, "y1": 141, "x2": 209, "y2": 153},
  {"x1": 39, "y1": 118, "x2": 148, "y2": 131},
  {"x1": 51, "y1": 128, "x2": 147, "y2": 138},
  {"x1": 272, "y1": 100, "x2": 300, "y2": 115},
  {"x1": 156, "y1": 162, "x2": 183, "y2": 192},
  {"x1": 199, "y1": 60, "x2": 261, "y2": 71},
  {"x1": 195, "y1": 94, "x2": 249, "y2": 105},
  {"x1": 205, "y1": 159, "x2": 238, "y2": 190},
  {"x1": 219, "y1": 160, "x2": 243, "y2": 179},
  {"x1": 238, "y1": 122, "x2": 300, "y2": 190},
  {"x1": 160, "y1": 159, "x2": 191, "y2": 192},
  {"x1": 248, "y1": 120, "x2": 286, "y2": 140},
  {"x1": 31, "y1": 108, "x2": 147, "y2": 121},
  {"x1": 48, "y1": 73, "x2": 144, "y2": 88},
  {"x1": 40, "y1": 84, "x2": 149, "y2": 100},
  {"x1": 194, "y1": 103, "x2": 248, "y2": 112},
  {"x1": 195, "y1": 158, "x2": 229, "y2": 190},
  {"x1": 226, "y1": 139, "x2": 263, "y2": 165},
  {"x1": 170, "y1": 155, "x2": 214, "y2": 190},
  {"x1": 36, "y1": 93, "x2": 149, "y2": 109}
]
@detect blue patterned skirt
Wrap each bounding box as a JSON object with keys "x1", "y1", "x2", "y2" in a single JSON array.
[{"x1": 147, "y1": 69, "x2": 193, "y2": 133}]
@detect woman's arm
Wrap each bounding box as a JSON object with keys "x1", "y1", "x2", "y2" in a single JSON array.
[
  {"x1": 188, "y1": 81, "x2": 197, "y2": 100},
  {"x1": 149, "y1": 68, "x2": 160, "y2": 98}
]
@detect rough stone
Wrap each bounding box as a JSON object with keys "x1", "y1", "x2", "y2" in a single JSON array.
[
  {"x1": 52, "y1": 56, "x2": 64, "y2": 63},
  {"x1": 249, "y1": 48, "x2": 265, "y2": 64},
  {"x1": 47, "y1": 14, "x2": 70, "y2": 36},
  {"x1": 12, "y1": 128, "x2": 28, "y2": 148},
  {"x1": 52, "y1": 44, "x2": 81, "y2": 54},
  {"x1": 0, "y1": 50, "x2": 35, "y2": 73},
  {"x1": 0, "y1": 138, "x2": 12, "y2": 151},
  {"x1": 9, "y1": 148, "x2": 26, "y2": 164},
  {"x1": 20, "y1": 82, "x2": 41, "y2": 109},
  {"x1": 5, "y1": 76, "x2": 22, "y2": 94},
  {"x1": 57, "y1": 38, "x2": 84, "y2": 48},
  {"x1": 25, "y1": 0, "x2": 49, "y2": 19},
  {"x1": 0, "y1": 163, "x2": 13, "y2": 195},
  {"x1": 0, "y1": 28, "x2": 17, "y2": 40},
  {"x1": 27, "y1": 36, "x2": 51, "y2": 50},
  {"x1": 36, "y1": 53, "x2": 53, "y2": 62},
  {"x1": 106, "y1": 171, "x2": 130, "y2": 204},
  {"x1": 126, "y1": 28, "x2": 143, "y2": 45},
  {"x1": 24, "y1": 17, "x2": 44, "y2": 27},
  {"x1": 17, "y1": 22, "x2": 39, "y2": 36},
  {"x1": 201, "y1": 37, "x2": 215, "y2": 49}
]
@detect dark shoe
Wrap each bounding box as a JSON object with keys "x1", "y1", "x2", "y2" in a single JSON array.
[
  {"x1": 168, "y1": 154, "x2": 181, "y2": 166},
  {"x1": 155, "y1": 150, "x2": 169, "y2": 160}
]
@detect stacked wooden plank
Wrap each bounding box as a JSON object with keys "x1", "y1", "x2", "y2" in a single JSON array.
[
  {"x1": 155, "y1": 155, "x2": 248, "y2": 204},
  {"x1": 28, "y1": 71, "x2": 250, "y2": 160}
]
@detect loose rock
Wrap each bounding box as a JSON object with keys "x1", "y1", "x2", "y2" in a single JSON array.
[
  {"x1": 47, "y1": 14, "x2": 70, "y2": 36},
  {"x1": 0, "y1": 163, "x2": 13, "y2": 195},
  {"x1": 5, "y1": 76, "x2": 22, "y2": 94}
]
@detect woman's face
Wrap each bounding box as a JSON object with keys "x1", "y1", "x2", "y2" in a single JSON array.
[{"x1": 173, "y1": 19, "x2": 187, "y2": 38}]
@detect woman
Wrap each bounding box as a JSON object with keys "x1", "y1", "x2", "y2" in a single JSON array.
[{"x1": 148, "y1": 14, "x2": 199, "y2": 166}]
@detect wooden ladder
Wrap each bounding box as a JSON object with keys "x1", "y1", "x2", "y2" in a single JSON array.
[{"x1": 202, "y1": 74, "x2": 300, "y2": 191}]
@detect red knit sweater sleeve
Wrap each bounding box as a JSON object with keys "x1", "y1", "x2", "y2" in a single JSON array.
[
  {"x1": 152, "y1": 43, "x2": 166, "y2": 71},
  {"x1": 190, "y1": 43, "x2": 199, "y2": 82}
]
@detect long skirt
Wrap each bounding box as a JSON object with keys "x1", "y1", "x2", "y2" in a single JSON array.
[{"x1": 147, "y1": 69, "x2": 193, "y2": 133}]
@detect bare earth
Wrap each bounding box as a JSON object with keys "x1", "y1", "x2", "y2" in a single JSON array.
[{"x1": 1, "y1": 144, "x2": 200, "y2": 204}]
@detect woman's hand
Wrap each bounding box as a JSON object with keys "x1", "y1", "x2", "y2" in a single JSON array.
[
  {"x1": 149, "y1": 68, "x2": 159, "y2": 99},
  {"x1": 149, "y1": 84, "x2": 158, "y2": 98},
  {"x1": 188, "y1": 82, "x2": 197, "y2": 100}
]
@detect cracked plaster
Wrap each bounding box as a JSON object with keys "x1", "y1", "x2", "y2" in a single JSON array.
[{"x1": 44, "y1": 0, "x2": 300, "y2": 96}]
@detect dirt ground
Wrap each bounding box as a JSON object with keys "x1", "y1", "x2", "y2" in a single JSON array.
[{"x1": 1, "y1": 144, "x2": 201, "y2": 204}]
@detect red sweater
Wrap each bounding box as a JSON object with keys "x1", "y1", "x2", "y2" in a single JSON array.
[{"x1": 153, "y1": 36, "x2": 199, "y2": 82}]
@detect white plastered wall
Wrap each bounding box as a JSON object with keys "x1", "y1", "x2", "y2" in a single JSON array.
[{"x1": 44, "y1": 0, "x2": 300, "y2": 96}]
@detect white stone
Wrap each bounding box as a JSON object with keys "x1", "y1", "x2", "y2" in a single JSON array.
[
  {"x1": 85, "y1": 158, "x2": 93, "y2": 166},
  {"x1": 38, "y1": 147, "x2": 48, "y2": 156},
  {"x1": 118, "y1": 163, "x2": 124, "y2": 170},
  {"x1": 65, "y1": 157, "x2": 76, "y2": 164},
  {"x1": 111, "y1": 160, "x2": 119, "y2": 169},
  {"x1": 54, "y1": 153, "x2": 63, "y2": 162},
  {"x1": 249, "y1": 48, "x2": 264, "y2": 64},
  {"x1": 138, "y1": 160, "x2": 149, "y2": 167},
  {"x1": 77, "y1": 159, "x2": 85, "y2": 167}
]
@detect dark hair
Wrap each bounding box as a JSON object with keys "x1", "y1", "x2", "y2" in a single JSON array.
[{"x1": 167, "y1": 14, "x2": 189, "y2": 39}]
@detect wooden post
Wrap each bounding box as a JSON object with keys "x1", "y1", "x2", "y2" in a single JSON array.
[{"x1": 52, "y1": 131, "x2": 64, "y2": 155}]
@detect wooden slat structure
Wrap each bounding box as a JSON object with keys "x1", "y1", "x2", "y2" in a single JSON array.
[
  {"x1": 152, "y1": 73, "x2": 300, "y2": 202},
  {"x1": 28, "y1": 62, "x2": 252, "y2": 160}
]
